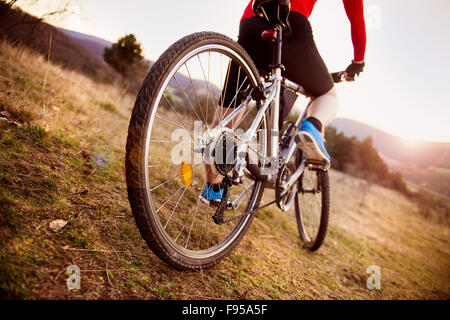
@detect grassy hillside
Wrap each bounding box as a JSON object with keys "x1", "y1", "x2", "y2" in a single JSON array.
[{"x1": 0, "y1": 41, "x2": 449, "y2": 299}]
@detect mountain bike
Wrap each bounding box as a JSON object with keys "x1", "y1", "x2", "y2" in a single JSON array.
[{"x1": 125, "y1": 24, "x2": 347, "y2": 270}]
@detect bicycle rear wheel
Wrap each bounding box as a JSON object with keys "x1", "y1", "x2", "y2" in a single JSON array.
[
  {"x1": 295, "y1": 163, "x2": 330, "y2": 251},
  {"x1": 126, "y1": 32, "x2": 267, "y2": 270}
]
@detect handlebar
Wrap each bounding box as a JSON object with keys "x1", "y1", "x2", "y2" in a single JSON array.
[
  {"x1": 331, "y1": 72, "x2": 345, "y2": 83},
  {"x1": 331, "y1": 71, "x2": 361, "y2": 83}
]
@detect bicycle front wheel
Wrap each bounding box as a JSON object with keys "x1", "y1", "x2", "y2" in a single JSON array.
[
  {"x1": 295, "y1": 165, "x2": 330, "y2": 251},
  {"x1": 126, "y1": 32, "x2": 267, "y2": 270}
]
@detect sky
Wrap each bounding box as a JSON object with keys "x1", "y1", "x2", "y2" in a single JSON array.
[{"x1": 16, "y1": 0, "x2": 450, "y2": 142}]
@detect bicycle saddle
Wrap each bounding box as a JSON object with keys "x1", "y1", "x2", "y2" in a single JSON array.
[{"x1": 252, "y1": 0, "x2": 291, "y2": 30}]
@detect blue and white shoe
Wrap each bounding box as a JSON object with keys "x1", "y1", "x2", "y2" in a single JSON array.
[
  {"x1": 200, "y1": 183, "x2": 227, "y2": 207},
  {"x1": 294, "y1": 119, "x2": 331, "y2": 169}
]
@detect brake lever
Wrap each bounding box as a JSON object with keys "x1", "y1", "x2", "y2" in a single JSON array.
[{"x1": 331, "y1": 71, "x2": 344, "y2": 83}]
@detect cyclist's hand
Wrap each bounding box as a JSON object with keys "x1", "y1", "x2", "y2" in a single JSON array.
[{"x1": 344, "y1": 60, "x2": 365, "y2": 81}]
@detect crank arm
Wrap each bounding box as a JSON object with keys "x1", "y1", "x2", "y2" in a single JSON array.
[
  {"x1": 280, "y1": 137, "x2": 298, "y2": 167},
  {"x1": 281, "y1": 159, "x2": 306, "y2": 191}
]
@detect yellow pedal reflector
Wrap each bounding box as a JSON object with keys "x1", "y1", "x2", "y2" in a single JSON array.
[{"x1": 180, "y1": 162, "x2": 193, "y2": 186}]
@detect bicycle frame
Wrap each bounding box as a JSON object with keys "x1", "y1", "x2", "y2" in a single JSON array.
[{"x1": 198, "y1": 26, "x2": 311, "y2": 188}]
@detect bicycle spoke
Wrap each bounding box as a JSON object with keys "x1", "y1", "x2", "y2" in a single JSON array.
[
  {"x1": 149, "y1": 139, "x2": 192, "y2": 144},
  {"x1": 155, "y1": 185, "x2": 185, "y2": 214},
  {"x1": 219, "y1": 58, "x2": 232, "y2": 108},
  {"x1": 150, "y1": 173, "x2": 181, "y2": 192},
  {"x1": 184, "y1": 63, "x2": 206, "y2": 123},
  {"x1": 184, "y1": 201, "x2": 202, "y2": 249},
  {"x1": 196, "y1": 194, "x2": 210, "y2": 250},
  {"x1": 173, "y1": 73, "x2": 204, "y2": 124},
  {"x1": 233, "y1": 179, "x2": 254, "y2": 210},
  {"x1": 218, "y1": 68, "x2": 246, "y2": 126},
  {"x1": 163, "y1": 186, "x2": 188, "y2": 230},
  {"x1": 174, "y1": 177, "x2": 206, "y2": 243},
  {"x1": 315, "y1": 193, "x2": 322, "y2": 208},
  {"x1": 197, "y1": 55, "x2": 216, "y2": 119},
  {"x1": 162, "y1": 94, "x2": 195, "y2": 141},
  {"x1": 155, "y1": 114, "x2": 186, "y2": 129},
  {"x1": 233, "y1": 67, "x2": 241, "y2": 109},
  {"x1": 226, "y1": 74, "x2": 248, "y2": 110},
  {"x1": 231, "y1": 89, "x2": 256, "y2": 130}
]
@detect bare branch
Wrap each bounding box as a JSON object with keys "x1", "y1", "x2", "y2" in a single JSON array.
[{"x1": 0, "y1": 0, "x2": 19, "y2": 17}]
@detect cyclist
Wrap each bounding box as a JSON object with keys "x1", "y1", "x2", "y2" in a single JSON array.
[{"x1": 201, "y1": 0, "x2": 366, "y2": 205}]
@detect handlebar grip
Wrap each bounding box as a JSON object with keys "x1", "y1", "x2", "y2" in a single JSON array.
[{"x1": 331, "y1": 72, "x2": 344, "y2": 83}]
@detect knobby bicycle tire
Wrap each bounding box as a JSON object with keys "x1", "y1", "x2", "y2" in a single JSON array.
[{"x1": 125, "y1": 32, "x2": 266, "y2": 270}]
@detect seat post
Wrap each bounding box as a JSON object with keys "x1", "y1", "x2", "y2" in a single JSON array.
[
  {"x1": 269, "y1": 26, "x2": 284, "y2": 161},
  {"x1": 272, "y1": 26, "x2": 283, "y2": 74}
]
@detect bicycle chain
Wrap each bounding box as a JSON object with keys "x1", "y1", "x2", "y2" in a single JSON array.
[
  {"x1": 211, "y1": 177, "x2": 235, "y2": 225},
  {"x1": 211, "y1": 183, "x2": 230, "y2": 225}
]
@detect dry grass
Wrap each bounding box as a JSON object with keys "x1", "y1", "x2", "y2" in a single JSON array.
[{"x1": 0, "y1": 40, "x2": 449, "y2": 299}]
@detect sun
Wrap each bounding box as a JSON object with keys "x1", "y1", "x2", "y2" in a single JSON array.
[{"x1": 401, "y1": 136, "x2": 420, "y2": 149}]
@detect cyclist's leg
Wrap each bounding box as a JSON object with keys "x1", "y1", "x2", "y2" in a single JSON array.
[
  {"x1": 203, "y1": 15, "x2": 272, "y2": 191},
  {"x1": 282, "y1": 12, "x2": 336, "y2": 120},
  {"x1": 238, "y1": 12, "x2": 338, "y2": 130},
  {"x1": 237, "y1": 16, "x2": 276, "y2": 76},
  {"x1": 308, "y1": 87, "x2": 338, "y2": 129},
  {"x1": 281, "y1": 12, "x2": 336, "y2": 164},
  {"x1": 297, "y1": 86, "x2": 337, "y2": 166}
]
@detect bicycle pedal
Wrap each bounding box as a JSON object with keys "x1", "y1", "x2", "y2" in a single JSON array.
[
  {"x1": 307, "y1": 160, "x2": 328, "y2": 171},
  {"x1": 199, "y1": 196, "x2": 232, "y2": 208}
]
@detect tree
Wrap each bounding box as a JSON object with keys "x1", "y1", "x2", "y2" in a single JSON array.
[
  {"x1": 325, "y1": 127, "x2": 357, "y2": 170},
  {"x1": 325, "y1": 126, "x2": 408, "y2": 193},
  {"x1": 388, "y1": 171, "x2": 408, "y2": 194},
  {"x1": 103, "y1": 34, "x2": 146, "y2": 77},
  {"x1": 1, "y1": 0, "x2": 74, "y2": 38}
]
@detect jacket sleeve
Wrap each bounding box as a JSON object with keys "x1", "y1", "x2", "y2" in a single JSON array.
[{"x1": 343, "y1": 0, "x2": 367, "y2": 61}]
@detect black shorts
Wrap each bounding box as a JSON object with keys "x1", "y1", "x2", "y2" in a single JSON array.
[{"x1": 221, "y1": 12, "x2": 334, "y2": 108}]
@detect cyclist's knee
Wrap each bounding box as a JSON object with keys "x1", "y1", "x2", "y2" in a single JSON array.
[
  {"x1": 325, "y1": 86, "x2": 338, "y2": 98},
  {"x1": 310, "y1": 86, "x2": 338, "y2": 101}
]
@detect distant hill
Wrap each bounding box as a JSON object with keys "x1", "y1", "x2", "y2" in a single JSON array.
[
  {"x1": 330, "y1": 118, "x2": 450, "y2": 197},
  {"x1": 0, "y1": 6, "x2": 116, "y2": 81},
  {"x1": 57, "y1": 27, "x2": 112, "y2": 63}
]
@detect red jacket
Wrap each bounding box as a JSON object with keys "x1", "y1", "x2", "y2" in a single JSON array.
[{"x1": 241, "y1": 0, "x2": 366, "y2": 61}]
